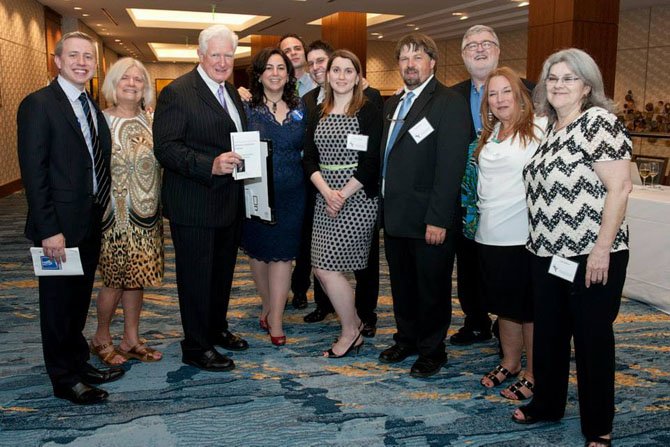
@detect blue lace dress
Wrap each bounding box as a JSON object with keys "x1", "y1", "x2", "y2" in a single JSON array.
[{"x1": 241, "y1": 102, "x2": 306, "y2": 261}]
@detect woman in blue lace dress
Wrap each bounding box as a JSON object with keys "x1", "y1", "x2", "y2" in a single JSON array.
[{"x1": 241, "y1": 48, "x2": 306, "y2": 346}]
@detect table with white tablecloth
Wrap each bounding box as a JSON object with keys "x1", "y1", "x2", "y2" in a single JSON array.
[{"x1": 623, "y1": 185, "x2": 670, "y2": 314}]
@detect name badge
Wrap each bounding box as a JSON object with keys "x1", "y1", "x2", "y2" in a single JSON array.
[
  {"x1": 548, "y1": 255, "x2": 578, "y2": 283},
  {"x1": 346, "y1": 134, "x2": 369, "y2": 151},
  {"x1": 409, "y1": 118, "x2": 434, "y2": 144}
]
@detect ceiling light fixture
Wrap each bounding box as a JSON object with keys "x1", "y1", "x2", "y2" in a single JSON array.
[
  {"x1": 82, "y1": 13, "x2": 89, "y2": 17},
  {"x1": 114, "y1": 39, "x2": 121, "y2": 42},
  {"x1": 127, "y1": 8, "x2": 269, "y2": 31},
  {"x1": 518, "y1": 1, "x2": 529, "y2": 6},
  {"x1": 460, "y1": 16, "x2": 469, "y2": 20},
  {"x1": 452, "y1": 12, "x2": 464, "y2": 16},
  {"x1": 377, "y1": 35, "x2": 383, "y2": 39},
  {"x1": 73, "y1": 6, "x2": 82, "y2": 10}
]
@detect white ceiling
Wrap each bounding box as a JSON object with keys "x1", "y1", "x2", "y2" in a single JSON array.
[{"x1": 39, "y1": 0, "x2": 670, "y2": 63}]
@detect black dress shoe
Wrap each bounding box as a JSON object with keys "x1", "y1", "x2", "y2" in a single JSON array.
[
  {"x1": 410, "y1": 354, "x2": 447, "y2": 378},
  {"x1": 212, "y1": 330, "x2": 249, "y2": 351},
  {"x1": 291, "y1": 293, "x2": 308, "y2": 309},
  {"x1": 449, "y1": 327, "x2": 492, "y2": 346},
  {"x1": 378, "y1": 344, "x2": 417, "y2": 363},
  {"x1": 182, "y1": 349, "x2": 235, "y2": 371},
  {"x1": 79, "y1": 362, "x2": 125, "y2": 384},
  {"x1": 303, "y1": 307, "x2": 333, "y2": 323},
  {"x1": 54, "y1": 382, "x2": 108, "y2": 405},
  {"x1": 361, "y1": 322, "x2": 377, "y2": 338}
]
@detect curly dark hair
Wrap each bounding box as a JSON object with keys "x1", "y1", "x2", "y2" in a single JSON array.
[{"x1": 248, "y1": 47, "x2": 300, "y2": 110}]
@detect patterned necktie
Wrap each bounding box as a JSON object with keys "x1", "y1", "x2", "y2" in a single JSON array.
[
  {"x1": 78, "y1": 92, "x2": 110, "y2": 210},
  {"x1": 217, "y1": 84, "x2": 229, "y2": 113},
  {"x1": 383, "y1": 91, "x2": 415, "y2": 178}
]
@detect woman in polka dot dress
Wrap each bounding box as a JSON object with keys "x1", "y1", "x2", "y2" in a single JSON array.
[{"x1": 303, "y1": 50, "x2": 382, "y2": 358}]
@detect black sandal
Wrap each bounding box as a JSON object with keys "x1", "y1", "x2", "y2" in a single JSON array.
[
  {"x1": 480, "y1": 364, "x2": 519, "y2": 388},
  {"x1": 584, "y1": 436, "x2": 612, "y2": 447},
  {"x1": 501, "y1": 377, "x2": 534, "y2": 400},
  {"x1": 511, "y1": 405, "x2": 562, "y2": 425}
]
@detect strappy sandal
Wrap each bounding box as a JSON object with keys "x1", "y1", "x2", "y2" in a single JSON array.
[
  {"x1": 501, "y1": 377, "x2": 534, "y2": 400},
  {"x1": 89, "y1": 340, "x2": 126, "y2": 366},
  {"x1": 585, "y1": 436, "x2": 612, "y2": 447},
  {"x1": 118, "y1": 342, "x2": 162, "y2": 362},
  {"x1": 480, "y1": 364, "x2": 519, "y2": 388}
]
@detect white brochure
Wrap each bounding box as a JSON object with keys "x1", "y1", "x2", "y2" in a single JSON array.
[
  {"x1": 231, "y1": 131, "x2": 262, "y2": 180},
  {"x1": 30, "y1": 247, "x2": 84, "y2": 276}
]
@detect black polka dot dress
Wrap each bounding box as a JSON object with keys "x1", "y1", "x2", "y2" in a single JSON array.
[{"x1": 311, "y1": 114, "x2": 378, "y2": 272}]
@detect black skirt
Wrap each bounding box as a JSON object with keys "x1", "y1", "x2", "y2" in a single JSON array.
[{"x1": 477, "y1": 243, "x2": 533, "y2": 322}]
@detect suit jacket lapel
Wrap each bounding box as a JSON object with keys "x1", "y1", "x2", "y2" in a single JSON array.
[
  {"x1": 225, "y1": 81, "x2": 247, "y2": 130},
  {"x1": 381, "y1": 94, "x2": 402, "y2": 148},
  {"x1": 392, "y1": 77, "x2": 437, "y2": 146},
  {"x1": 49, "y1": 81, "x2": 89, "y2": 149}
]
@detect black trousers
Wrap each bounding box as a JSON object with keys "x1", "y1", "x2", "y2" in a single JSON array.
[
  {"x1": 384, "y1": 231, "x2": 456, "y2": 357},
  {"x1": 455, "y1": 228, "x2": 490, "y2": 331},
  {"x1": 38, "y1": 206, "x2": 102, "y2": 389},
  {"x1": 527, "y1": 250, "x2": 628, "y2": 439},
  {"x1": 292, "y1": 187, "x2": 379, "y2": 324},
  {"x1": 170, "y1": 221, "x2": 239, "y2": 353}
]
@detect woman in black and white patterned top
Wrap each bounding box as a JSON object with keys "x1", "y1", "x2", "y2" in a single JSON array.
[{"x1": 513, "y1": 49, "x2": 632, "y2": 447}]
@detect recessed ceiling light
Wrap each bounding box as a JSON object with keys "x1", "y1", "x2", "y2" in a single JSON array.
[
  {"x1": 95, "y1": 23, "x2": 102, "y2": 26},
  {"x1": 82, "y1": 13, "x2": 89, "y2": 17},
  {"x1": 406, "y1": 23, "x2": 415, "y2": 27},
  {"x1": 114, "y1": 39, "x2": 121, "y2": 42},
  {"x1": 518, "y1": 1, "x2": 529, "y2": 5},
  {"x1": 460, "y1": 16, "x2": 469, "y2": 20},
  {"x1": 128, "y1": 8, "x2": 269, "y2": 31},
  {"x1": 452, "y1": 12, "x2": 464, "y2": 16},
  {"x1": 73, "y1": 6, "x2": 82, "y2": 10},
  {"x1": 370, "y1": 32, "x2": 380, "y2": 36},
  {"x1": 414, "y1": 27, "x2": 420, "y2": 30},
  {"x1": 377, "y1": 35, "x2": 383, "y2": 39}
]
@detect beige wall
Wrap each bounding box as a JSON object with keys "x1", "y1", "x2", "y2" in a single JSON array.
[{"x1": 0, "y1": 0, "x2": 47, "y2": 187}]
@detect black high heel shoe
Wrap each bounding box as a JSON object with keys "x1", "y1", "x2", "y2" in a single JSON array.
[{"x1": 323, "y1": 324, "x2": 364, "y2": 358}]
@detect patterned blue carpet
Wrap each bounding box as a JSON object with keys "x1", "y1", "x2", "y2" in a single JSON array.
[{"x1": 1, "y1": 190, "x2": 669, "y2": 447}]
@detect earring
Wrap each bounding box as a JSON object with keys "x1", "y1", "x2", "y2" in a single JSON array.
[{"x1": 487, "y1": 110, "x2": 494, "y2": 122}]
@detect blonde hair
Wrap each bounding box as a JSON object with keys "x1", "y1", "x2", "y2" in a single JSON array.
[
  {"x1": 101, "y1": 57, "x2": 154, "y2": 108},
  {"x1": 475, "y1": 67, "x2": 538, "y2": 158}
]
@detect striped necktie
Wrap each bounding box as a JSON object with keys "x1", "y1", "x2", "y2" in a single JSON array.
[
  {"x1": 78, "y1": 92, "x2": 110, "y2": 210},
  {"x1": 217, "y1": 84, "x2": 229, "y2": 113}
]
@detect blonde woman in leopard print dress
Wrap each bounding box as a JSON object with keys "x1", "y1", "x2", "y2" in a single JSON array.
[{"x1": 89, "y1": 58, "x2": 164, "y2": 366}]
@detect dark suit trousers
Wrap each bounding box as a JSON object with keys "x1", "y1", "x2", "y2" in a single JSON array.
[
  {"x1": 170, "y1": 221, "x2": 239, "y2": 353},
  {"x1": 384, "y1": 231, "x2": 456, "y2": 357},
  {"x1": 38, "y1": 206, "x2": 102, "y2": 389},
  {"x1": 528, "y1": 250, "x2": 628, "y2": 439},
  {"x1": 455, "y1": 231, "x2": 491, "y2": 331},
  {"x1": 293, "y1": 189, "x2": 380, "y2": 324}
]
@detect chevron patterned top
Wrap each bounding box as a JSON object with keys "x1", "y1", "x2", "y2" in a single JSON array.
[{"x1": 523, "y1": 107, "x2": 632, "y2": 258}]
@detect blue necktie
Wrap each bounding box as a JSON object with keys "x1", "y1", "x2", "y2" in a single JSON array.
[
  {"x1": 78, "y1": 92, "x2": 110, "y2": 210},
  {"x1": 383, "y1": 91, "x2": 415, "y2": 178}
]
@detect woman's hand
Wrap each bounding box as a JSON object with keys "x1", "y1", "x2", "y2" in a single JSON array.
[
  {"x1": 324, "y1": 189, "x2": 345, "y2": 214},
  {"x1": 585, "y1": 244, "x2": 610, "y2": 287}
]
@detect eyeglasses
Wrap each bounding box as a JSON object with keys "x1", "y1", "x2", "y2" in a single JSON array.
[
  {"x1": 463, "y1": 40, "x2": 498, "y2": 52},
  {"x1": 545, "y1": 75, "x2": 581, "y2": 86}
]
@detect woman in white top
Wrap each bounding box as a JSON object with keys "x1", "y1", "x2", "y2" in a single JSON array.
[{"x1": 475, "y1": 67, "x2": 545, "y2": 401}]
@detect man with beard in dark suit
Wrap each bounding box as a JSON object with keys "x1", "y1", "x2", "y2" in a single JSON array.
[
  {"x1": 18, "y1": 31, "x2": 123, "y2": 404},
  {"x1": 153, "y1": 24, "x2": 248, "y2": 371},
  {"x1": 378, "y1": 33, "x2": 470, "y2": 378}
]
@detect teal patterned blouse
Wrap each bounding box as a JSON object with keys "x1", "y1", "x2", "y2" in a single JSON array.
[{"x1": 461, "y1": 138, "x2": 479, "y2": 240}]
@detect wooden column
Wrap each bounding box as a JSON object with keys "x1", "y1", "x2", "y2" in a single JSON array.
[
  {"x1": 44, "y1": 7, "x2": 62, "y2": 80},
  {"x1": 321, "y1": 12, "x2": 367, "y2": 75},
  {"x1": 250, "y1": 34, "x2": 281, "y2": 56},
  {"x1": 527, "y1": 0, "x2": 619, "y2": 96}
]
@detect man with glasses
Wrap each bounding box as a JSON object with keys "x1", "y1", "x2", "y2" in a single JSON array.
[{"x1": 450, "y1": 25, "x2": 535, "y2": 347}]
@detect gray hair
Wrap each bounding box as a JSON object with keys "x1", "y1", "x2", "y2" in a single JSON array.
[
  {"x1": 461, "y1": 25, "x2": 499, "y2": 50},
  {"x1": 533, "y1": 48, "x2": 615, "y2": 124},
  {"x1": 55, "y1": 31, "x2": 97, "y2": 57},
  {"x1": 101, "y1": 57, "x2": 154, "y2": 107},
  {"x1": 199, "y1": 24, "x2": 238, "y2": 54}
]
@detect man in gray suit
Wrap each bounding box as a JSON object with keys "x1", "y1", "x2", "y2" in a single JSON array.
[
  {"x1": 153, "y1": 24, "x2": 248, "y2": 371},
  {"x1": 378, "y1": 33, "x2": 471, "y2": 378}
]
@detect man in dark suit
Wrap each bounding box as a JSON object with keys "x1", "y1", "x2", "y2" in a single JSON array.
[
  {"x1": 17, "y1": 31, "x2": 124, "y2": 404},
  {"x1": 297, "y1": 40, "x2": 382, "y2": 337},
  {"x1": 449, "y1": 25, "x2": 535, "y2": 347},
  {"x1": 153, "y1": 24, "x2": 248, "y2": 372},
  {"x1": 378, "y1": 33, "x2": 471, "y2": 377}
]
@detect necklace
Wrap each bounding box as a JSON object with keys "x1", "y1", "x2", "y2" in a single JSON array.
[{"x1": 264, "y1": 94, "x2": 280, "y2": 113}]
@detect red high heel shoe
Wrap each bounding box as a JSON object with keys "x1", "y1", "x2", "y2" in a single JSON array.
[
  {"x1": 259, "y1": 316, "x2": 269, "y2": 333},
  {"x1": 267, "y1": 323, "x2": 286, "y2": 346}
]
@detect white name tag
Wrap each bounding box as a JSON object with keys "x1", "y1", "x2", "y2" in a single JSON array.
[
  {"x1": 548, "y1": 255, "x2": 578, "y2": 283},
  {"x1": 346, "y1": 134, "x2": 369, "y2": 151},
  {"x1": 409, "y1": 118, "x2": 434, "y2": 144}
]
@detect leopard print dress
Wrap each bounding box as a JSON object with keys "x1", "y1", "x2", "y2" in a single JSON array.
[{"x1": 99, "y1": 112, "x2": 164, "y2": 288}]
